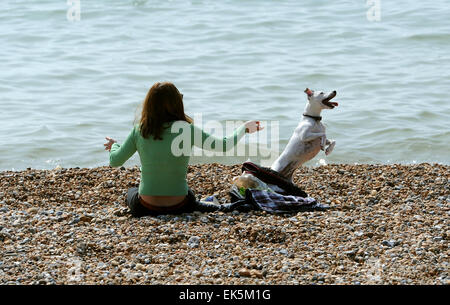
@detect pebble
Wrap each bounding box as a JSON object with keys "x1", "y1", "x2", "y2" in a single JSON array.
[
  {"x1": 238, "y1": 268, "x2": 251, "y2": 277},
  {"x1": 135, "y1": 263, "x2": 145, "y2": 271},
  {"x1": 69, "y1": 217, "x2": 80, "y2": 225},
  {"x1": 382, "y1": 240, "x2": 400, "y2": 248},
  {"x1": 80, "y1": 215, "x2": 93, "y2": 223},
  {"x1": 187, "y1": 236, "x2": 200, "y2": 248},
  {"x1": 26, "y1": 207, "x2": 39, "y2": 214},
  {"x1": 279, "y1": 249, "x2": 289, "y2": 256},
  {"x1": 250, "y1": 270, "x2": 263, "y2": 278}
]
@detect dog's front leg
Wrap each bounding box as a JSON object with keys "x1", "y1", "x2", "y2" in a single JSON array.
[
  {"x1": 320, "y1": 136, "x2": 327, "y2": 151},
  {"x1": 325, "y1": 139, "x2": 336, "y2": 155}
]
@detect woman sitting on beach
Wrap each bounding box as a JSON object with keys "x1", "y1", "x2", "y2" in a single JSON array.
[{"x1": 104, "y1": 82, "x2": 262, "y2": 217}]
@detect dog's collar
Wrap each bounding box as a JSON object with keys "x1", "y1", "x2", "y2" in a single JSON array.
[{"x1": 303, "y1": 113, "x2": 322, "y2": 121}]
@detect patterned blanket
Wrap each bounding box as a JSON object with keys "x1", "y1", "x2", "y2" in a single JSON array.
[
  {"x1": 221, "y1": 189, "x2": 330, "y2": 214},
  {"x1": 223, "y1": 161, "x2": 330, "y2": 213}
]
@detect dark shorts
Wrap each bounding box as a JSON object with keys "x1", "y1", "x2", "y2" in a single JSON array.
[{"x1": 126, "y1": 187, "x2": 221, "y2": 218}]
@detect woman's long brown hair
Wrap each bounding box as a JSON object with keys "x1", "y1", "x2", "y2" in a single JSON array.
[{"x1": 139, "y1": 82, "x2": 192, "y2": 140}]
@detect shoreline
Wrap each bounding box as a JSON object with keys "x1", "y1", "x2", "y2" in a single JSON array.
[
  {"x1": 0, "y1": 163, "x2": 448, "y2": 284},
  {"x1": 2, "y1": 159, "x2": 449, "y2": 173}
]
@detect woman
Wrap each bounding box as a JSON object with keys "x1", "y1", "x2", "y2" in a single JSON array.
[{"x1": 104, "y1": 82, "x2": 263, "y2": 217}]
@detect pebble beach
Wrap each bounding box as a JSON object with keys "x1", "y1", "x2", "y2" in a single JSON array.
[{"x1": 0, "y1": 163, "x2": 448, "y2": 285}]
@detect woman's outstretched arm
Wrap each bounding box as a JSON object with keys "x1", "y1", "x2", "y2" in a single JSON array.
[
  {"x1": 191, "y1": 120, "x2": 263, "y2": 152},
  {"x1": 105, "y1": 127, "x2": 137, "y2": 167}
]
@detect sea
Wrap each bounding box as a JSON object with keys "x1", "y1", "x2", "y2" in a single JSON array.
[{"x1": 1, "y1": 0, "x2": 449, "y2": 171}]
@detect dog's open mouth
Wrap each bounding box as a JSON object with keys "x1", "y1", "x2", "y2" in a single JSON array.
[{"x1": 321, "y1": 91, "x2": 338, "y2": 109}]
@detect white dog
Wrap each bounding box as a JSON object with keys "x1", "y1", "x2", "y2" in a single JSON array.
[{"x1": 270, "y1": 88, "x2": 338, "y2": 181}]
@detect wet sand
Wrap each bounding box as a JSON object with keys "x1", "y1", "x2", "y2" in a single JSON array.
[{"x1": 0, "y1": 163, "x2": 448, "y2": 284}]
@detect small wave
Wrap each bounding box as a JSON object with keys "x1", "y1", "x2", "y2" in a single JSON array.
[
  {"x1": 303, "y1": 73, "x2": 338, "y2": 80},
  {"x1": 12, "y1": 125, "x2": 53, "y2": 138},
  {"x1": 406, "y1": 33, "x2": 450, "y2": 43},
  {"x1": 416, "y1": 110, "x2": 443, "y2": 119},
  {"x1": 132, "y1": 0, "x2": 149, "y2": 7}
]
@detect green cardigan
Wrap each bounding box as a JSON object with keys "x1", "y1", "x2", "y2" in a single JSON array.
[{"x1": 109, "y1": 121, "x2": 246, "y2": 196}]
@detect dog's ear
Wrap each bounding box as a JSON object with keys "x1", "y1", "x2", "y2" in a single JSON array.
[{"x1": 304, "y1": 88, "x2": 313, "y2": 97}]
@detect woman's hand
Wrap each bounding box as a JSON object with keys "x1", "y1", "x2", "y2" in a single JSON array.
[
  {"x1": 104, "y1": 137, "x2": 117, "y2": 151},
  {"x1": 244, "y1": 121, "x2": 264, "y2": 134}
]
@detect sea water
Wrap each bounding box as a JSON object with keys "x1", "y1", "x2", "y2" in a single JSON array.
[{"x1": 1, "y1": 0, "x2": 449, "y2": 170}]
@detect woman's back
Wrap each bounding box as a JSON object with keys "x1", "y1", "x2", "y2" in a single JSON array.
[
  {"x1": 136, "y1": 121, "x2": 190, "y2": 196},
  {"x1": 109, "y1": 120, "x2": 246, "y2": 197}
]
